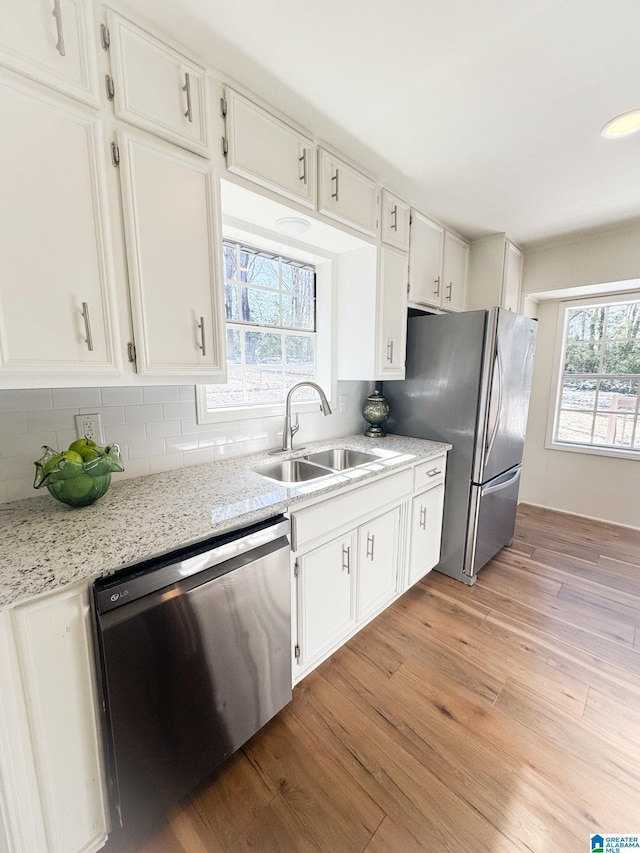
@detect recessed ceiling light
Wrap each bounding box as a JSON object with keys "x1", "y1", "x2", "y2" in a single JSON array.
[
  {"x1": 601, "y1": 109, "x2": 640, "y2": 139},
  {"x1": 274, "y1": 217, "x2": 311, "y2": 236}
]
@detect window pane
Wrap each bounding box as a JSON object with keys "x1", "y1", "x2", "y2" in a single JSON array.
[
  {"x1": 285, "y1": 335, "x2": 315, "y2": 366},
  {"x1": 226, "y1": 328, "x2": 241, "y2": 363},
  {"x1": 559, "y1": 379, "x2": 596, "y2": 410},
  {"x1": 593, "y1": 413, "x2": 634, "y2": 448},
  {"x1": 603, "y1": 341, "x2": 640, "y2": 374},
  {"x1": 282, "y1": 264, "x2": 314, "y2": 296},
  {"x1": 223, "y1": 244, "x2": 237, "y2": 280},
  {"x1": 241, "y1": 287, "x2": 280, "y2": 325},
  {"x1": 597, "y1": 379, "x2": 638, "y2": 413},
  {"x1": 556, "y1": 410, "x2": 594, "y2": 444},
  {"x1": 282, "y1": 295, "x2": 314, "y2": 330},
  {"x1": 242, "y1": 251, "x2": 279, "y2": 288},
  {"x1": 224, "y1": 283, "x2": 238, "y2": 320},
  {"x1": 567, "y1": 307, "x2": 605, "y2": 341},
  {"x1": 564, "y1": 342, "x2": 600, "y2": 374},
  {"x1": 606, "y1": 304, "x2": 640, "y2": 340},
  {"x1": 245, "y1": 331, "x2": 282, "y2": 365},
  {"x1": 207, "y1": 363, "x2": 244, "y2": 406}
]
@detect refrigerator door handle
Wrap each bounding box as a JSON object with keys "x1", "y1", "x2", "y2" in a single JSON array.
[
  {"x1": 481, "y1": 465, "x2": 521, "y2": 496},
  {"x1": 485, "y1": 346, "x2": 503, "y2": 462}
]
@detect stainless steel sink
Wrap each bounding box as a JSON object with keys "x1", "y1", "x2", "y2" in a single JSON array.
[
  {"x1": 253, "y1": 459, "x2": 332, "y2": 484},
  {"x1": 303, "y1": 448, "x2": 380, "y2": 470}
]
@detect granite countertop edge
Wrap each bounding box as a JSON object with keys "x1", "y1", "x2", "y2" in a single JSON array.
[{"x1": 0, "y1": 433, "x2": 451, "y2": 609}]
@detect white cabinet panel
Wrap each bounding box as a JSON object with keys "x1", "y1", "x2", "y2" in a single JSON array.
[
  {"x1": 318, "y1": 148, "x2": 379, "y2": 236},
  {"x1": 375, "y1": 245, "x2": 408, "y2": 379},
  {"x1": 0, "y1": 76, "x2": 119, "y2": 380},
  {"x1": 223, "y1": 89, "x2": 315, "y2": 207},
  {"x1": 0, "y1": 0, "x2": 98, "y2": 105},
  {"x1": 381, "y1": 190, "x2": 410, "y2": 251},
  {"x1": 297, "y1": 532, "x2": 356, "y2": 667},
  {"x1": 357, "y1": 507, "x2": 400, "y2": 620},
  {"x1": 107, "y1": 11, "x2": 208, "y2": 155},
  {"x1": 408, "y1": 210, "x2": 445, "y2": 308},
  {"x1": 502, "y1": 240, "x2": 523, "y2": 313},
  {"x1": 409, "y1": 484, "x2": 445, "y2": 585},
  {"x1": 117, "y1": 129, "x2": 226, "y2": 376},
  {"x1": 442, "y1": 231, "x2": 468, "y2": 312},
  {"x1": 467, "y1": 235, "x2": 523, "y2": 312}
]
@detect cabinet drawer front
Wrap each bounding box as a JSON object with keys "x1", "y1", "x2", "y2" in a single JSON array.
[
  {"x1": 413, "y1": 455, "x2": 446, "y2": 492},
  {"x1": 292, "y1": 469, "x2": 412, "y2": 551}
]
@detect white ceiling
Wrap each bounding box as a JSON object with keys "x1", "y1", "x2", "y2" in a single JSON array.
[{"x1": 123, "y1": 0, "x2": 640, "y2": 247}]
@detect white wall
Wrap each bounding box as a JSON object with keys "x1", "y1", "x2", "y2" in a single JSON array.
[
  {"x1": 0, "y1": 381, "x2": 368, "y2": 504},
  {"x1": 520, "y1": 223, "x2": 640, "y2": 528}
]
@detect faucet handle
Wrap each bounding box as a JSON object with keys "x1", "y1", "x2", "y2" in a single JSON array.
[{"x1": 291, "y1": 412, "x2": 300, "y2": 436}]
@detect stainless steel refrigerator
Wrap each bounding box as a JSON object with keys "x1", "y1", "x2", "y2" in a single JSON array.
[{"x1": 383, "y1": 307, "x2": 537, "y2": 585}]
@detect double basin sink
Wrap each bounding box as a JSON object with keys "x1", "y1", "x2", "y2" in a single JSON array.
[{"x1": 254, "y1": 448, "x2": 380, "y2": 484}]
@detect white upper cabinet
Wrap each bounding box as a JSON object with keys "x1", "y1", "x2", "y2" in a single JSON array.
[
  {"x1": 380, "y1": 190, "x2": 410, "y2": 251},
  {"x1": 467, "y1": 234, "x2": 523, "y2": 312},
  {"x1": 105, "y1": 10, "x2": 208, "y2": 155},
  {"x1": 116, "y1": 128, "x2": 226, "y2": 377},
  {"x1": 0, "y1": 74, "x2": 119, "y2": 384},
  {"x1": 318, "y1": 148, "x2": 379, "y2": 236},
  {"x1": 375, "y1": 245, "x2": 408, "y2": 380},
  {"x1": 442, "y1": 231, "x2": 468, "y2": 312},
  {"x1": 408, "y1": 210, "x2": 445, "y2": 308},
  {"x1": 0, "y1": 0, "x2": 98, "y2": 105},
  {"x1": 408, "y1": 210, "x2": 468, "y2": 312},
  {"x1": 222, "y1": 88, "x2": 315, "y2": 207}
]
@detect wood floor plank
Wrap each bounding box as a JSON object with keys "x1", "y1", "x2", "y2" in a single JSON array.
[{"x1": 226, "y1": 795, "x2": 321, "y2": 853}]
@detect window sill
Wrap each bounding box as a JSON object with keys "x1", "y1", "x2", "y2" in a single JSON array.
[
  {"x1": 196, "y1": 390, "x2": 329, "y2": 424},
  {"x1": 545, "y1": 440, "x2": 640, "y2": 461}
]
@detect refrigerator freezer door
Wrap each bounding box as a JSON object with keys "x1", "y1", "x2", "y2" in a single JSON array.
[
  {"x1": 464, "y1": 464, "x2": 521, "y2": 579},
  {"x1": 474, "y1": 309, "x2": 537, "y2": 485}
]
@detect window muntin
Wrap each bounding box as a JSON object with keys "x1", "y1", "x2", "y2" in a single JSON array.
[
  {"x1": 206, "y1": 241, "x2": 317, "y2": 410},
  {"x1": 554, "y1": 299, "x2": 640, "y2": 452}
]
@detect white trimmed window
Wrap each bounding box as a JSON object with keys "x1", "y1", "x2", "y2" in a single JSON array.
[{"x1": 551, "y1": 295, "x2": 640, "y2": 456}]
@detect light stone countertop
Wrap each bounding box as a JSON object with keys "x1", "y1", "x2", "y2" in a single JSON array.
[{"x1": 0, "y1": 433, "x2": 450, "y2": 609}]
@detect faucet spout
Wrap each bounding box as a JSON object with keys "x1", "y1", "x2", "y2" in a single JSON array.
[{"x1": 279, "y1": 382, "x2": 332, "y2": 452}]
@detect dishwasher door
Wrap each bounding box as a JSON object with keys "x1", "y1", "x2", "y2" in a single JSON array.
[{"x1": 93, "y1": 517, "x2": 291, "y2": 837}]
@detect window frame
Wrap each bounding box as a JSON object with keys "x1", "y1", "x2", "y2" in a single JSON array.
[
  {"x1": 196, "y1": 230, "x2": 335, "y2": 424},
  {"x1": 546, "y1": 291, "x2": 640, "y2": 460}
]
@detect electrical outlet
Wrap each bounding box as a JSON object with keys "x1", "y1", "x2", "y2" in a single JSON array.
[
  {"x1": 75, "y1": 413, "x2": 104, "y2": 443},
  {"x1": 339, "y1": 395, "x2": 348, "y2": 413}
]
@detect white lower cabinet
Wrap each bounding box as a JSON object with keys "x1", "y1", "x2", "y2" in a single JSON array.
[
  {"x1": 357, "y1": 507, "x2": 401, "y2": 620},
  {"x1": 0, "y1": 582, "x2": 108, "y2": 853},
  {"x1": 408, "y1": 483, "x2": 445, "y2": 585}
]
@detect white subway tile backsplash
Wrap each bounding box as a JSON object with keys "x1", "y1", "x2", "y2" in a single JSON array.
[
  {"x1": 101, "y1": 387, "x2": 144, "y2": 407},
  {"x1": 0, "y1": 382, "x2": 367, "y2": 504},
  {"x1": 0, "y1": 389, "x2": 53, "y2": 413},
  {"x1": 51, "y1": 387, "x2": 101, "y2": 409}
]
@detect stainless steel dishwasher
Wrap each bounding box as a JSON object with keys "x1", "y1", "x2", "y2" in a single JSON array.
[{"x1": 92, "y1": 515, "x2": 291, "y2": 838}]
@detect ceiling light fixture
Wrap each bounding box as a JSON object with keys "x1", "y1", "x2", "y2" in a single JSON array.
[
  {"x1": 601, "y1": 109, "x2": 640, "y2": 139},
  {"x1": 274, "y1": 217, "x2": 311, "y2": 237}
]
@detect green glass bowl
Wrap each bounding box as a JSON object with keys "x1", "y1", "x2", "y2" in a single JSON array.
[{"x1": 33, "y1": 444, "x2": 124, "y2": 508}]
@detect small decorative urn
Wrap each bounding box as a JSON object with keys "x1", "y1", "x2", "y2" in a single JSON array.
[{"x1": 362, "y1": 388, "x2": 390, "y2": 437}]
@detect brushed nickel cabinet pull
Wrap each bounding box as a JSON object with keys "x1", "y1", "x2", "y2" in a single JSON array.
[
  {"x1": 52, "y1": 0, "x2": 66, "y2": 56},
  {"x1": 391, "y1": 204, "x2": 398, "y2": 231},
  {"x1": 197, "y1": 316, "x2": 206, "y2": 356},
  {"x1": 427, "y1": 467, "x2": 442, "y2": 478},
  {"x1": 331, "y1": 169, "x2": 340, "y2": 201},
  {"x1": 366, "y1": 533, "x2": 375, "y2": 560},
  {"x1": 419, "y1": 505, "x2": 427, "y2": 530},
  {"x1": 342, "y1": 545, "x2": 350, "y2": 573},
  {"x1": 446, "y1": 281, "x2": 453, "y2": 301},
  {"x1": 81, "y1": 302, "x2": 94, "y2": 352},
  {"x1": 183, "y1": 72, "x2": 193, "y2": 122},
  {"x1": 386, "y1": 339, "x2": 394, "y2": 363},
  {"x1": 434, "y1": 276, "x2": 440, "y2": 297},
  {"x1": 299, "y1": 150, "x2": 307, "y2": 184}
]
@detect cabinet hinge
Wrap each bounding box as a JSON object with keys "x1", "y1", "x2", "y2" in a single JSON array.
[
  {"x1": 294, "y1": 559, "x2": 299, "y2": 577},
  {"x1": 105, "y1": 74, "x2": 115, "y2": 101},
  {"x1": 100, "y1": 24, "x2": 110, "y2": 51},
  {"x1": 220, "y1": 97, "x2": 227, "y2": 117},
  {"x1": 294, "y1": 644, "x2": 301, "y2": 660},
  {"x1": 111, "y1": 141, "x2": 120, "y2": 167},
  {"x1": 127, "y1": 341, "x2": 136, "y2": 363},
  {"x1": 222, "y1": 137, "x2": 228, "y2": 157}
]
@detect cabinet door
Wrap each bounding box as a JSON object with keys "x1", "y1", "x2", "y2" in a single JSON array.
[
  {"x1": 117, "y1": 129, "x2": 226, "y2": 377},
  {"x1": 0, "y1": 76, "x2": 119, "y2": 380},
  {"x1": 442, "y1": 231, "x2": 468, "y2": 312},
  {"x1": 375, "y1": 245, "x2": 408, "y2": 380},
  {"x1": 297, "y1": 533, "x2": 356, "y2": 668},
  {"x1": 0, "y1": 0, "x2": 98, "y2": 105},
  {"x1": 408, "y1": 210, "x2": 444, "y2": 308},
  {"x1": 381, "y1": 190, "x2": 410, "y2": 251},
  {"x1": 502, "y1": 240, "x2": 523, "y2": 313},
  {"x1": 107, "y1": 11, "x2": 208, "y2": 155},
  {"x1": 318, "y1": 149, "x2": 379, "y2": 236},
  {"x1": 10, "y1": 585, "x2": 108, "y2": 853},
  {"x1": 224, "y1": 89, "x2": 315, "y2": 208},
  {"x1": 409, "y1": 484, "x2": 445, "y2": 585},
  {"x1": 358, "y1": 507, "x2": 400, "y2": 620}
]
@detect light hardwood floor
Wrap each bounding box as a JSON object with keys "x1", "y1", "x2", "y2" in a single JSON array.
[{"x1": 110, "y1": 504, "x2": 640, "y2": 852}]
